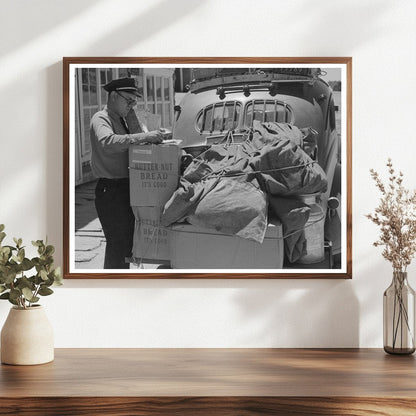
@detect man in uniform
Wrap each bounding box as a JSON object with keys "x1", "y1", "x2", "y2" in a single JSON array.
[{"x1": 90, "y1": 77, "x2": 167, "y2": 269}]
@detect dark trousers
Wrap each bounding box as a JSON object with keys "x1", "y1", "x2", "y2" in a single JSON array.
[{"x1": 95, "y1": 178, "x2": 134, "y2": 269}]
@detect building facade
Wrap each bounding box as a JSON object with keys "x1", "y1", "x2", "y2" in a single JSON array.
[{"x1": 74, "y1": 67, "x2": 175, "y2": 185}]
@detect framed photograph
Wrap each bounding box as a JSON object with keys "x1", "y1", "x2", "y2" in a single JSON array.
[{"x1": 63, "y1": 57, "x2": 352, "y2": 279}]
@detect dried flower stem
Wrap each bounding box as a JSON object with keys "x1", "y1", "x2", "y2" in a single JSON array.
[{"x1": 366, "y1": 159, "x2": 416, "y2": 272}]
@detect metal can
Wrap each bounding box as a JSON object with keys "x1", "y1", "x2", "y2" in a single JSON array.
[{"x1": 296, "y1": 193, "x2": 325, "y2": 264}]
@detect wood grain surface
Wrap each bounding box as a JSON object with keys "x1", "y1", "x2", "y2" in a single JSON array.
[
  {"x1": 1, "y1": 348, "x2": 415, "y2": 415},
  {"x1": 1, "y1": 397, "x2": 416, "y2": 416}
]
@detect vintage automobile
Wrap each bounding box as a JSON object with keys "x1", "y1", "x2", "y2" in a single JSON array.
[{"x1": 171, "y1": 68, "x2": 341, "y2": 268}]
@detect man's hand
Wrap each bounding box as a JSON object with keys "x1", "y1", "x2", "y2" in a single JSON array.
[
  {"x1": 132, "y1": 129, "x2": 172, "y2": 145},
  {"x1": 144, "y1": 130, "x2": 164, "y2": 144}
]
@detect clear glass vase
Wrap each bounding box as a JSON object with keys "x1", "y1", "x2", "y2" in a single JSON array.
[{"x1": 383, "y1": 271, "x2": 416, "y2": 355}]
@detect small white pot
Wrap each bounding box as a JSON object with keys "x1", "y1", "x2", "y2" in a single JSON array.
[{"x1": 1, "y1": 305, "x2": 54, "y2": 365}]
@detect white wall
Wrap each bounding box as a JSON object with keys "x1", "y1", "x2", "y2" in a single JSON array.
[{"x1": 1, "y1": 0, "x2": 415, "y2": 348}]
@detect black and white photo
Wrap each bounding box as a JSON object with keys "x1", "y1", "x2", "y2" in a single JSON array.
[{"x1": 63, "y1": 58, "x2": 352, "y2": 279}]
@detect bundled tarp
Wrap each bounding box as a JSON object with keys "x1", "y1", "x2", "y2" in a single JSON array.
[
  {"x1": 161, "y1": 174, "x2": 268, "y2": 243},
  {"x1": 248, "y1": 122, "x2": 318, "y2": 158},
  {"x1": 161, "y1": 121, "x2": 328, "y2": 261}
]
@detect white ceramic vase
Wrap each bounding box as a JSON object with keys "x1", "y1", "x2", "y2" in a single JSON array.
[{"x1": 1, "y1": 305, "x2": 54, "y2": 365}]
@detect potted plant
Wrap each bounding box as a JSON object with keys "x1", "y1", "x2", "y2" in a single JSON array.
[
  {"x1": 0, "y1": 224, "x2": 62, "y2": 365},
  {"x1": 367, "y1": 159, "x2": 416, "y2": 354}
]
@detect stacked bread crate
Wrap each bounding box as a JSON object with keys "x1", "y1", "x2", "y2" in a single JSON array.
[{"x1": 129, "y1": 144, "x2": 181, "y2": 265}]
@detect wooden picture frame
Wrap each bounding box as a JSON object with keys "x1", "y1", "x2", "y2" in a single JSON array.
[{"x1": 63, "y1": 57, "x2": 352, "y2": 279}]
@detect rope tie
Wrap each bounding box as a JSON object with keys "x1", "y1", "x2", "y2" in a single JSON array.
[{"x1": 200, "y1": 161, "x2": 318, "y2": 182}]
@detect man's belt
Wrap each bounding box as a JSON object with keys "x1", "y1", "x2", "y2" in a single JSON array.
[{"x1": 99, "y1": 177, "x2": 129, "y2": 184}]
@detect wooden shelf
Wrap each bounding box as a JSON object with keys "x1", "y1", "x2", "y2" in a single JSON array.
[{"x1": 1, "y1": 348, "x2": 415, "y2": 415}]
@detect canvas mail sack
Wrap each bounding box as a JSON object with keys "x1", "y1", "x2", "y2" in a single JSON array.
[{"x1": 161, "y1": 121, "x2": 327, "y2": 253}]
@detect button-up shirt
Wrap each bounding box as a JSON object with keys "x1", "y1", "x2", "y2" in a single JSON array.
[{"x1": 90, "y1": 106, "x2": 140, "y2": 179}]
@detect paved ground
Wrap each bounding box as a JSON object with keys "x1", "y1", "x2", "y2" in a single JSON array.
[
  {"x1": 75, "y1": 180, "x2": 106, "y2": 269},
  {"x1": 75, "y1": 181, "x2": 161, "y2": 270}
]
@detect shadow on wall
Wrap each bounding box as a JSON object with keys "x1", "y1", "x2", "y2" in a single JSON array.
[
  {"x1": 46, "y1": 62, "x2": 64, "y2": 264},
  {"x1": 81, "y1": 0, "x2": 397, "y2": 56},
  {"x1": 0, "y1": 302, "x2": 11, "y2": 329},
  {"x1": 1, "y1": 0, "x2": 102, "y2": 57},
  {"x1": 78, "y1": 0, "x2": 204, "y2": 55},
  {"x1": 233, "y1": 280, "x2": 359, "y2": 348},
  {"x1": 58, "y1": 277, "x2": 359, "y2": 348},
  {"x1": 1, "y1": 0, "x2": 204, "y2": 56},
  {"x1": 295, "y1": 0, "x2": 394, "y2": 52}
]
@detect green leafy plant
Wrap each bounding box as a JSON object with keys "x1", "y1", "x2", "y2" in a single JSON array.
[{"x1": 0, "y1": 224, "x2": 62, "y2": 309}]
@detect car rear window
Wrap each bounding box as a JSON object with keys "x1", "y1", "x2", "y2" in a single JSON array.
[
  {"x1": 244, "y1": 100, "x2": 294, "y2": 127},
  {"x1": 196, "y1": 101, "x2": 242, "y2": 133}
]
